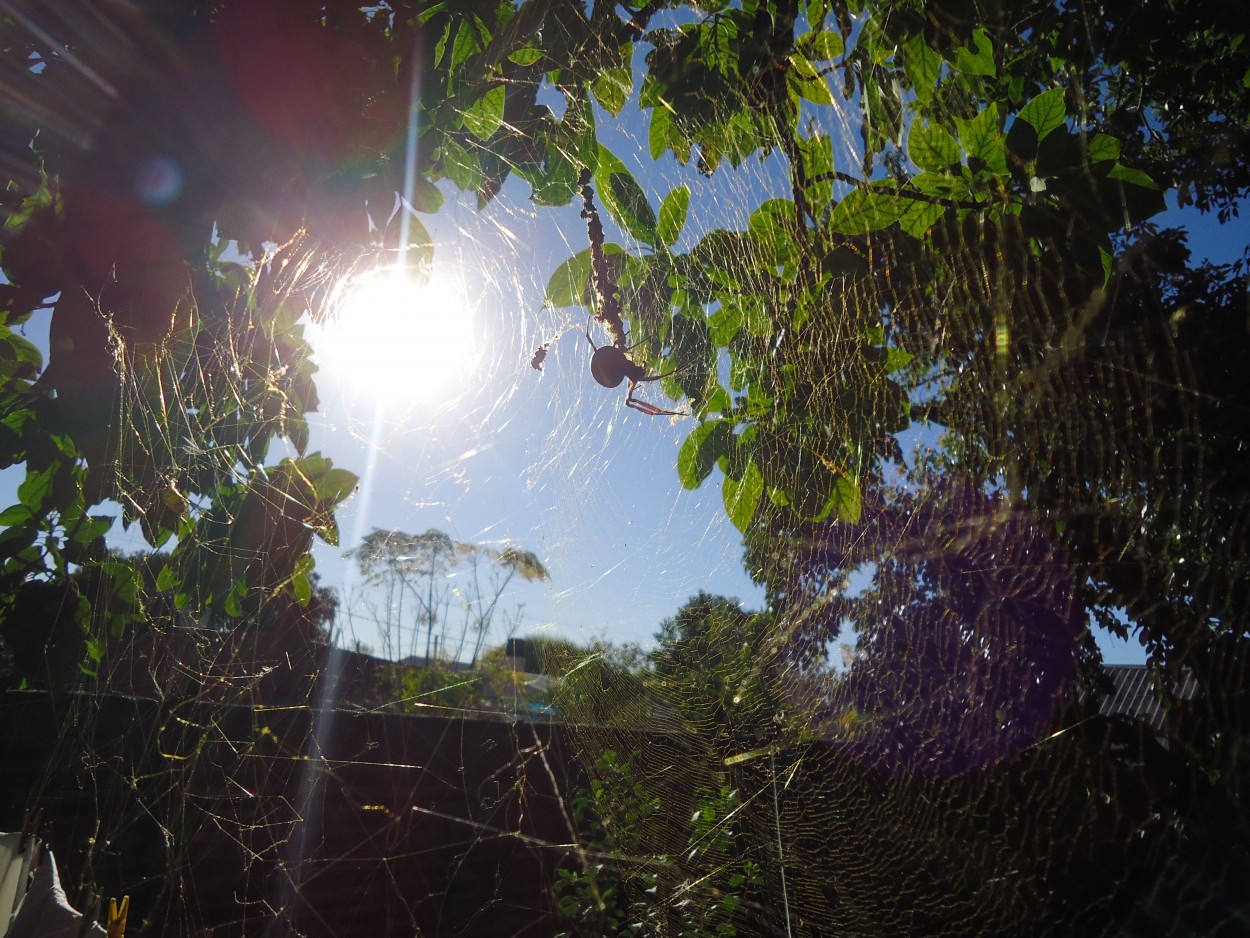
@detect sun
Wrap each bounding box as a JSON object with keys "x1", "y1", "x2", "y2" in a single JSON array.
[{"x1": 315, "y1": 266, "x2": 477, "y2": 403}]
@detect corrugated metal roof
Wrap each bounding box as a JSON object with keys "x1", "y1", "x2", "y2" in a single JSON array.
[{"x1": 1099, "y1": 664, "x2": 1199, "y2": 734}]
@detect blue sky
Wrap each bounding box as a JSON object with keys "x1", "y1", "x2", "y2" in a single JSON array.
[{"x1": 300, "y1": 176, "x2": 769, "y2": 656}]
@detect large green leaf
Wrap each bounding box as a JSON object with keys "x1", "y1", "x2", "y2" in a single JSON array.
[
  {"x1": 951, "y1": 28, "x2": 995, "y2": 77},
  {"x1": 463, "y1": 84, "x2": 505, "y2": 140},
  {"x1": 451, "y1": 17, "x2": 484, "y2": 68},
  {"x1": 821, "y1": 474, "x2": 862, "y2": 524},
  {"x1": 1085, "y1": 133, "x2": 1120, "y2": 165},
  {"x1": 722, "y1": 459, "x2": 763, "y2": 533},
  {"x1": 677, "y1": 419, "x2": 732, "y2": 490},
  {"x1": 798, "y1": 30, "x2": 844, "y2": 61},
  {"x1": 903, "y1": 35, "x2": 943, "y2": 106},
  {"x1": 956, "y1": 104, "x2": 1007, "y2": 175},
  {"x1": 593, "y1": 66, "x2": 633, "y2": 116},
  {"x1": 829, "y1": 187, "x2": 907, "y2": 235},
  {"x1": 748, "y1": 198, "x2": 798, "y2": 267},
  {"x1": 649, "y1": 105, "x2": 679, "y2": 161},
  {"x1": 1017, "y1": 88, "x2": 1066, "y2": 140},
  {"x1": 899, "y1": 198, "x2": 945, "y2": 238},
  {"x1": 908, "y1": 122, "x2": 961, "y2": 172},
  {"x1": 409, "y1": 174, "x2": 445, "y2": 213},
  {"x1": 788, "y1": 53, "x2": 835, "y2": 105},
  {"x1": 595, "y1": 148, "x2": 658, "y2": 245},
  {"x1": 315, "y1": 468, "x2": 361, "y2": 505},
  {"x1": 656, "y1": 185, "x2": 690, "y2": 247},
  {"x1": 544, "y1": 245, "x2": 625, "y2": 308}
]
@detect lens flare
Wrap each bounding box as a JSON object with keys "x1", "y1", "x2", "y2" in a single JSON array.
[{"x1": 315, "y1": 267, "x2": 477, "y2": 404}]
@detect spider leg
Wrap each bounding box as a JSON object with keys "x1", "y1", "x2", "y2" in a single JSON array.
[
  {"x1": 585, "y1": 310, "x2": 597, "y2": 350},
  {"x1": 632, "y1": 369, "x2": 675, "y2": 384},
  {"x1": 625, "y1": 380, "x2": 685, "y2": 417}
]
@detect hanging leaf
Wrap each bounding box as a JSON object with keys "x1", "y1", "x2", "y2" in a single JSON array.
[
  {"x1": 898, "y1": 198, "x2": 945, "y2": 238},
  {"x1": 678, "y1": 419, "x2": 733, "y2": 490},
  {"x1": 1017, "y1": 88, "x2": 1067, "y2": 140},
  {"x1": 409, "y1": 174, "x2": 445, "y2": 213},
  {"x1": 722, "y1": 459, "x2": 763, "y2": 533},
  {"x1": 593, "y1": 66, "x2": 633, "y2": 116},
  {"x1": 463, "y1": 84, "x2": 505, "y2": 140},
  {"x1": 797, "y1": 30, "x2": 844, "y2": 62},
  {"x1": 829, "y1": 187, "x2": 907, "y2": 235},
  {"x1": 508, "y1": 46, "x2": 543, "y2": 66},
  {"x1": 952, "y1": 28, "x2": 996, "y2": 77},
  {"x1": 1087, "y1": 133, "x2": 1121, "y2": 164},
  {"x1": 903, "y1": 35, "x2": 943, "y2": 105},
  {"x1": 595, "y1": 147, "x2": 658, "y2": 245},
  {"x1": 956, "y1": 104, "x2": 1007, "y2": 175},
  {"x1": 657, "y1": 185, "x2": 691, "y2": 247},
  {"x1": 821, "y1": 474, "x2": 862, "y2": 524},
  {"x1": 908, "y1": 122, "x2": 961, "y2": 172},
  {"x1": 788, "y1": 53, "x2": 835, "y2": 106}
]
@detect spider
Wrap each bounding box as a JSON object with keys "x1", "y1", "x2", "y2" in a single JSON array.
[
  {"x1": 573, "y1": 170, "x2": 684, "y2": 416},
  {"x1": 585, "y1": 324, "x2": 682, "y2": 416},
  {"x1": 530, "y1": 343, "x2": 550, "y2": 371}
]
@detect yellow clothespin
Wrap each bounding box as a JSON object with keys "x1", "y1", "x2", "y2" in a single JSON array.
[{"x1": 106, "y1": 896, "x2": 129, "y2": 938}]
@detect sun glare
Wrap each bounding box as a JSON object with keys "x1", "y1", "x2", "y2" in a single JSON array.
[{"x1": 316, "y1": 267, "x2": 477, "y2": 404}]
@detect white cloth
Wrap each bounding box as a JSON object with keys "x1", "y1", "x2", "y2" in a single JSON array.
[{"x1": 0, "y1": 834, "x2": 105, "y2": 938}]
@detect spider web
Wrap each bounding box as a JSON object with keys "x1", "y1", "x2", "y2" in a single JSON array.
[{"x1": 2, "y1": 2, "x2": 1249, "y2": 937}]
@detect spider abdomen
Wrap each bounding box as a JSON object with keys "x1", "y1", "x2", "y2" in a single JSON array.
[{"x1": 590, "y1": 345, "x2": 631, "y2": 388}]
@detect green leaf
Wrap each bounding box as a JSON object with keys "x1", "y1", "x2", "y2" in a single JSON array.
[
  {"x1": 409, "y1": 174, "x2": 445, "y2": 213},
  {"x1": 508, "y1": 47, "x2": 542, "y2": 66},
  {"x1": 0, "y1": 328, "x2": 42, "y2": 379},
  {"x1": 592, "y1": 66, "x2": 632, "y2": 116},
  {"x1": 823, "y1": 475, "x2": 862, "y2": 524},
  {"x1": 17, "y1": 466, "x2": 54, "y2": 512},
  {"x1": 463, "y1": 84, "x2": 505, "y2": 140},
  {"x1": 743, "y1": 298, "x2": 773, "y2": 340},
  {"x1": 829, "y1": 187, "x2": 907, "y2": 235},
  {"x1": 677, "y1": 419, "x2": 732, "y2": 490},
  {"x1": 1087, "y1": 133, "x2": 1121, "y2": 164},
  {"x1": 656, "y1": 185, "x2": 690, "y2": 248},
  {"x1": 723, "y1": 459, "x2": 763, "y2": 533},
  {"x1": 903, "y1": 35, "x2": 943, "y2": 106},
  {"x1": 707, "y1": 303, "x2": 743, "y2": 346},
  {"x1": 1105, "y1": 164, "x2": 1159, "y2": 189},
  {"x1": 797, "y1": 30, "x2": 844, "y2": 61},
  {"x1": 956, "y1": 104, "x2": 1006, "y2": 175},
  {"x1": 156, "y1": 564, "x2": 176, "y2": 592},
  {"x1": 884, "y1": 347, "x2": 914, "y2": 373},
  {"x1": 908, "y1": 122, "x2": 960, "y2": 172},
  {"x1": 433, "y1": 21, "x2": 451, "y2": 66},
  {"x1": 952, "y1": 27, "x2": 995, "y2": 77},
  {"x1": 292, "y1": 554, "x2": 314, "y2": 604},
  {"x1": 544, "y1": 248, "x2": 594, "y2": 308},
  {"x1": 441, "y1": 138, "x2": 478, "y2": 190},
  {"x1": 898, "y1": 198, "x2": 945, "y2": 239},
  {"x1": 1017, "y1": 88, "x2": 1066, "y2": 140},
  {"x1": 451, "y1": 19, "x2": 483, "y2": 68},
  {"x1": 649, "y1": 105, "x2": 677, "y2": 161},
  {"x1": 76, "y1": 514, "x2": 113, "y2": 543},
  {"x1": 0, "y1": 503, "x2": 31, "y2": 525},
  {"x1": 800, "y1": 132, "x2": 835, "y2": 211},
  {"x1": 788, "y1": 53, "x2": 835, "y2": 106},
  {"x1": 319, "y1": 517, "x2": 341, "y2": 548},
  {"x1": 315, "y1": 468, "x2": 360, "y2": 505},
  {"x1": 595, "y1": 148, "x2": 657, "y2": 245},
  {"x1": 748, "y1": 198, "x2": 798, "y2": 266}
]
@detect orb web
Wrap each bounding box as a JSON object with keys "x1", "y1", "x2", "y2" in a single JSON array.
[{"x1": 1, "y1": 2, "x2": 1247, "y2": 936}]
